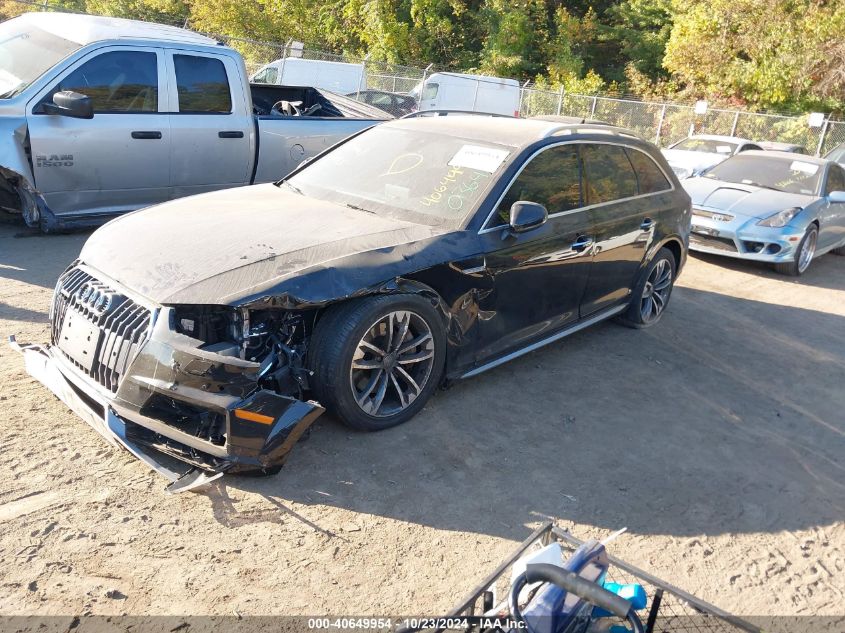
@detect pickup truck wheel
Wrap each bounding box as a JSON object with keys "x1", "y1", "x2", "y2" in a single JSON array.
[
  {"x1": 616, "y1": 248, "x2": 676, "y2": 329},
  {"x1": 309, "y1": 295, "x2": 446, "y2": 431}
]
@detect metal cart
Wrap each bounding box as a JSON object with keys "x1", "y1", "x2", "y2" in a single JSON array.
[{"x1": 402, "y1": 522, "x2": 761, "y2": 633}]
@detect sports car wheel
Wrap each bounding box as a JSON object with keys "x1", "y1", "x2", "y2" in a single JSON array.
[
  {"x1": 309, "y1": 294, "x2": 446, "y2": 431},
  {"x1": 617, "y1": 248, "x2": 676, "y2": 329},
  {"x1": 774, "y1": 225, "x2": 817, "y2": 276}
]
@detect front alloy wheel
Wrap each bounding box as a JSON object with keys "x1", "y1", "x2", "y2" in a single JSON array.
[
  {"x1": 774, "y1": 225, "x2": 818, "y2": 276},
  {"x1": 309, "y1": 294, "x2": 446, "y2": 431},
  {"x1": 350, "y1": 310, "x2": 435, "y2": 417}
]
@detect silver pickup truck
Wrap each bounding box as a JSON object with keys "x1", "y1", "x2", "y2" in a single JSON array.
[{"x1": 0, "y1": 12, "x2": 387, "y2": 231}]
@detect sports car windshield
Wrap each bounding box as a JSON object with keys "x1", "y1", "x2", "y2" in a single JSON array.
[
  {"x1": 704, "y1": 155, "x2": 822, "y2": 195},
  {"x1": 284, "y1": 126, "x2": 513, "y2": 227},
  {"x1": 672, "y1": 138, "x2": 737, "y2": 154},
  {"x1": 0, "y1": 22, "x2": 80, "y2": 98}
]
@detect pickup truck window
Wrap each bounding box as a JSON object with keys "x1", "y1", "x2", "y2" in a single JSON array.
[
  {"x1": 174, "y1": 54, "x2": 232, "y2": 114},
  {"x1": 45, "y1": 51, "x2": 158, "y2": 113},
  {"x1": 0, "y1": 22, "x2": 80, "y2": 98}
]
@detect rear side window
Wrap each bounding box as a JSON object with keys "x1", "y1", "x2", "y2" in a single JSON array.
[
  {"x1": 494, "y1": 144, "x2": 581, "y2": 225},
  {"x1": 252, "y1": 66, "x2": 278, "y2": 84},
  {"x1": 582, "y1": 144, "x2": 639, "y2": 205},
  {"x1": 174, "y1": 55, "x2": 232, "y2": 113},
  {"x1": 625, "y1": 148, "x2": 671, "y2": 194},
  {"x1": 51, "y1": 50, "x2": 158, "y2": 113}
]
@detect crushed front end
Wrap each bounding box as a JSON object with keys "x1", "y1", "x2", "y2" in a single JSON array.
[{"x1": 10, "y1": 263, "x2": 324, "y2": 493}]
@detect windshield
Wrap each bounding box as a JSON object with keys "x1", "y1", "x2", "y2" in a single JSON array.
[
  {"x1": 704, "y1": 154, "x2": 822, "y2": 195},
  {"x1": 672, "y1": 138, "x2": 738, "y2": 154},
  {"x1": 285, "y1": 126, "x2": 512, "y2": 227},
  {"x1": 0, "y1": 19, "x2": 80, "y2": 98}
]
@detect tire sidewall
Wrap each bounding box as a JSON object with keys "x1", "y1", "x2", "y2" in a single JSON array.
[
  {"x1": 795, "y1": 225, "x2": 818, "y2": 274},
  {"x1": 623, "y1": 248, "x2": 677, "y2": 327},
  {"x1": 329, "y1": 295, "x2": 446, "y2": 431}
]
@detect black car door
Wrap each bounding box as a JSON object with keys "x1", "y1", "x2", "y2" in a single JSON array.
[
  {"x1": 580, "y1": 143, "x2": 672, "y2": 316},
  {"x1": 473, "y1": 143, "x2": 595, "y2": 363}
]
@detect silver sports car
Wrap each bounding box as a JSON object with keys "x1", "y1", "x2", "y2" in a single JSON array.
[{"x1": 683, "y1": 151, "x2": 845, "y2": 275}]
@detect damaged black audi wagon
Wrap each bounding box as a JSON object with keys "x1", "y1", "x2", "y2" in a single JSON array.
[{"x1": 12, "y1": 114, "x2": 691, "y2": 491}]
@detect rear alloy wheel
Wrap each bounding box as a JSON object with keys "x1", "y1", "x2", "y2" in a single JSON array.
[
  {"x1": 774, "y1": 225, "x2": 817, "y2": 276},
  {"x1": 310, "y1": 295, "x2": 446, "y2": 431},
  {"x1": 617, "y1": 248, "x2": 677, "y2": 329}
]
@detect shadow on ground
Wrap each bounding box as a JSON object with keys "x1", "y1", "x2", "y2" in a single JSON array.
[{"x1": 213, "y1": 282, "x2": 845, "y2": 540}]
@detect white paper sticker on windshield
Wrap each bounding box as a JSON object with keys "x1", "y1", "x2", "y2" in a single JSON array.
[
  {"x1": 790, "y1": 161, "x2": 818, "y2": 175},
  {"x1": 449, "y1": 145, "x2": 509, "y2": 173},
  {"x1": 717, "y1": 145, "x2": 733, "y2": 154}
]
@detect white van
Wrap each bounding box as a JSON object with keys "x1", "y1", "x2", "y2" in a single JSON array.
[
  {"x1": 411, "y1": 72, "x2": 521, "y2": 116},
  {"x1": 251, "y1": 58, "x2": 366, "y2": 94}
]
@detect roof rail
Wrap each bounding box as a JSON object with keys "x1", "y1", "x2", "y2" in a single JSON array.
[{"x1": 401, "y1": 110, "x2": 516, "y2": 119}]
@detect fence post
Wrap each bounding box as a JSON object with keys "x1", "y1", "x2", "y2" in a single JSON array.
[
  {"x1": 518, "y1": 80, "x2": 530, "y2": 117},
  {"x1": 357, "y1": 53, "x2": 369, "y2": 99},
  {"x1": 590, "y1": 95, "x2": 598, "y2": 119},
  {"x1": 730, "y1": 111, "x2": 740, "y2": 137},
  {"x1": 655, "y1": 104, "x2": 667, "y2": 146},
  {"x1": 816, "y1": 116, "x2": 831, "y2": 157},
  {"x1": 392, "y1": 75, "x2": 397, "y2": 93},
  {"x1": 279, "y1": 39, "x2": 292, "y2": 83},
  {"x1": 556, "y1": 86, "x2": 564, "y2": 116}
]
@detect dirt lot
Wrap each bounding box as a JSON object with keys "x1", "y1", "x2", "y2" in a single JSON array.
[{"x1": 1, "y1": 222, "x2": 844, "y2": 619}]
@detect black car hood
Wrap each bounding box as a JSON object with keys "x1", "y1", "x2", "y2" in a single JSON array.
[{"x1": 80, "y1": 184, "x2": 451, "y2": 305}]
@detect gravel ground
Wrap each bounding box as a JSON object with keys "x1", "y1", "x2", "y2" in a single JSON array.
[{"x1": 1, "y1": 223, "x2": 843, "y2": 620}]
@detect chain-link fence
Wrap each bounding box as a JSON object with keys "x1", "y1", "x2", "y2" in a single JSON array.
[{"x1": 4, "y1": 0, "x2": 843, "y2": 155}]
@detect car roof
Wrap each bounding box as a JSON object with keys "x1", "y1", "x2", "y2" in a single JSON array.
[
  {"x1": 687, "y1": 134, "x2": 754, "y2": 143},
  {"x1": 759, "y1": 141, "x2": 803, "y2": 150},
  {"x1": 735, "y1": 150, "x2": 829, "y2": 165},
  {"x1": 384, "y1": 116, "x2": 641, "y2": 148},
  {"x1": 14, "y1": 11, "x2": 218, "y2": 47}
]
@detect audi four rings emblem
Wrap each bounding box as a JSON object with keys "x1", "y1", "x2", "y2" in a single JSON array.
[{"x1": 75, "y1": 283, "x2": 113, "y2": 313}]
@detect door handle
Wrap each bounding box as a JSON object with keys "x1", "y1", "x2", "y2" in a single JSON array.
[
  {"x1": 219, "y1": 131, "x2": 245, "y2": 138},
  {"x1": 571, "y1": 236, "x2": 594, "y2": 251},
  {"x1": 131, "y1": 131, "x2": 162, "y2": 140},
  {"x1": 640, "y1": 217, "x2": 655, "y2": 230}
]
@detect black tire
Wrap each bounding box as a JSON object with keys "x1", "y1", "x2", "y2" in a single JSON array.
[
  {"x1": 773, "y1": 225, "x2": 818, "y2": 276},
  {"x1": 617, "y1": 247, "x2": 677, "y2": 329},
  {"x1": 309, "y1": 294, "x2": 446, "y2": 431}
]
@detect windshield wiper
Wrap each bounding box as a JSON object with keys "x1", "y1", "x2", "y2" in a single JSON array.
[
  {"x1": 741, "y1": 181, "x2": 783, "y2": 192},
  {"x1": 280, "y1": 180, "x2": 303, "y2": 195},
  {"x1": 345, "y1": 202, "x2": 376, "y2": 214}
]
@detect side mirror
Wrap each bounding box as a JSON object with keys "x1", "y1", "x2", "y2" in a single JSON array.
[
  {"x1": 509, "y1": 201, "x2": 548, "y2": 234},
  {"x1": 43, "y1": 91, "x2": 93, "y2": 119},
  {"x1": 828, "y1": 190, "x2": 845, "y2": 203}
]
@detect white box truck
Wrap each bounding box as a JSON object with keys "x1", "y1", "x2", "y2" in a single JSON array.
[
  {"x1": 411, "y1": 72, "x2": 521, "y2": 116},
  {"x1": 251, "y1": 58, "x2": 366, "y2": 95}
]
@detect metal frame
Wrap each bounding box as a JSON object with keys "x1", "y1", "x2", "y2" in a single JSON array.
[{"x1": 404, "y1": 522, "x2": 761, "y2": 633}]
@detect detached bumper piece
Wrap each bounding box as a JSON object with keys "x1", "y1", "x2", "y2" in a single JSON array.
[{"x1": 9, "y1": 336, "x2": 324, "y2": 493}]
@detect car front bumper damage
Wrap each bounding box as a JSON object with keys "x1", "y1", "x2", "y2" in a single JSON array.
[
  {"x1": 688, "y1": 212, "x2": 804, "y2": 263},
  {"x1": 9, "y1": 334, "x2": 324, "y2": 493}
]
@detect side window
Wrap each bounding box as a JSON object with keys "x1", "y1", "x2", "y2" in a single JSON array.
[
  {"x1": 174, "y1": 54, "x2": 232, "y2": 113},
  {"x1": 252, "y1": 68, "x2": 269, "y2": 84},
  {"x1": 581, "y1": 144, "x2": 639, "y2": 205},
  {"x1": 738, "y1": 144, "x2": 762, "y2": 152},
  {"x1": 625, "y1": 148, "x2": 671, "y2": 194},
  {"x1": 493, "y1": 144, "x2": 581, "y2": 226},
  {"x1": 264, "y1": 67, "x2": 278, "y2": 84},
  {"x1": 421, "y1": 83, "x2": 439, "y2": 100},
  {"x1": 825, "y1": 165, "x2": 845, "y2": 194},
  {"x1": 47, "y1": 51, "x2": 158, "y2": 113}
]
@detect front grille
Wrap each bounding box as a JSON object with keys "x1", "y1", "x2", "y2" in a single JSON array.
[
  {"x1": 690, "y1": 233, "x2": 738, "y2": 253},
  {"x1": 51, "y1": 266, "x2": 153, "y2": 392}
]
